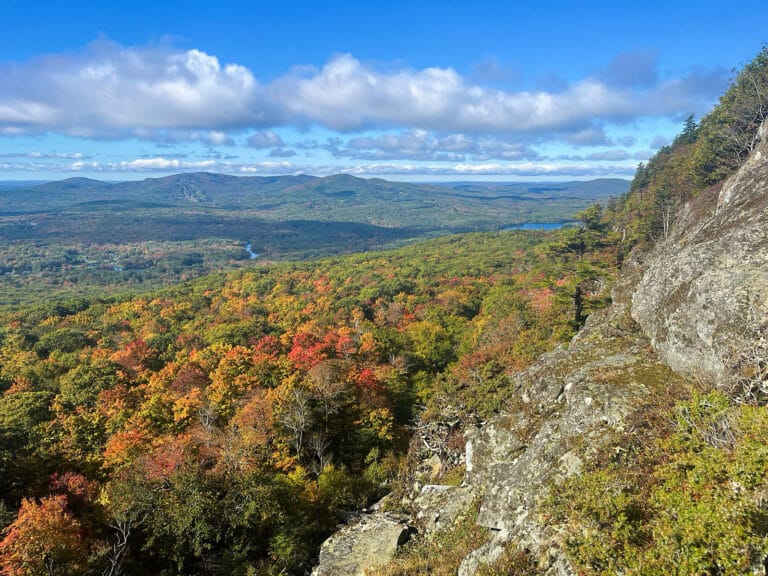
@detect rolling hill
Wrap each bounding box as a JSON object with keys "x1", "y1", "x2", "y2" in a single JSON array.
[
  {"x1": 0, "y1": 173, "x2": 628, "y2": 305},
  {"x1": 0, "y1": 173, "x2": 628, "y2": 227}
]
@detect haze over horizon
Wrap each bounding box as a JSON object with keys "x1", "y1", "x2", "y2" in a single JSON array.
[{"x1": 1, "y1": 0, "x2": 766, "y2": 182}]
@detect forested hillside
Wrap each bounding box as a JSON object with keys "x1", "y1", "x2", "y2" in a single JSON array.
[
  {"x1": 606, "y1": 46, "x2": 768, "y2": 249},
  {"x1": 0, "y1": 223, "x2": 615, "y2": 574}
]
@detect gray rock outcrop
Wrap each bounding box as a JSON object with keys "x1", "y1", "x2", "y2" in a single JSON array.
[
  {"x1": 632, "y1": 120, "x2": 768, "y2": 386},
  {"x1": 413, "y1": 484, "x2": 475, "y2": 535},
  {"x1": 460, "y1": 299, "x2": 671, "y2": 575},
  {"x1": 311, "y1": 513, "x2": 410, "y2": 576},
  {"x1": 310, "y1": 483, "x2": 474, "y2": 575}
]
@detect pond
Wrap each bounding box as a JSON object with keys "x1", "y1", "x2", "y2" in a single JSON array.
[{"x1": 505, "y1": 222, "x2": 576, "y2": 231}]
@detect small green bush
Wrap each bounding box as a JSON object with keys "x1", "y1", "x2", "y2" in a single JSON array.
[{"x1": 546, "y1": 391, "x2": 768, "y2": 575}]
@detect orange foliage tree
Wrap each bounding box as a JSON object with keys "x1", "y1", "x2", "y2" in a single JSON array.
[{"x1": 0, "y1": 495, "x2": 88, "y2": 576}]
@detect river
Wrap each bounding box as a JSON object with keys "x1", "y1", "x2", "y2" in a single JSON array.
[{"x1": 245, "y1": 243, "x2": 259, "y2": 259}]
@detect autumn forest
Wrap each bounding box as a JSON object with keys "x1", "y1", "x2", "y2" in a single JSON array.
[{"x1": 0, "y1": 219, "x2": 615, "y2": 574}]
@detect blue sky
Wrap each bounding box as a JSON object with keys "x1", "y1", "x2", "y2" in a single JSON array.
[{"x1": 0, "y1": 0, "x2": 766, "y2": 181}]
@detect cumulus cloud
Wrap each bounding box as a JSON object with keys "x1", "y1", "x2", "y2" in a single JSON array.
[
  {"x1": 321, "y1": 130, "x2": 539, "y2": 161},
  {"x1": 616, "y1": 136, "x2": 637, "y2": 147},
  {"x1": 557, "y1": 150, "x2": 630, "y2": 161},
  {"x1": 599, "y1": 50, "x2": 659, "y2": 88},
  {"x1": 345, "y1": 162, "x2": 636, "y2": 178},
  {"x1": 553, "y1": 149, "x2": 651, "y2": 162},
  {"x1": 267, "y1": 147, "x2": 297, "y2": 158},
  {"x1": 275, "y1": 55, "x2": 726, "y2": 134},
  {"x1": 0, "y1": 155, "x2": 636, "y2": 179},
  {"x1": 0, "y1": 39, "x2": 264, "y2": 137},
  {"x1": 560, "y1": 126, "x2": 613, "y2": 146},
  {"x1": 642, "y1": 68, "x2": 727, "y2": 116},
  {"x1": 63, "y1": 157, "x2": 299, "y2": 175},
  {"x1": 585, "y1": 150, "x2": 631, "y2": 161},
  {"x1": 151, "y1": 130, "x2": 236, "y2": 146},
  {"x1": 0, "y1": 161, "x2": 52, "y2": 172},
  {"x1": 205, "y1": 131, "x2": 236, "y2": 146},
  {"x1": 271, "y1": 54, "x2": 637, "y2": 132},
  {"x1": 246, "y1": 130, "x2": 284, "y2": 148},
  {"x1": 117, "y1": 158, "x2": 218, "y2": 171},
  {"x1": 0, "y1": 40, "x2": 728, "y2": 141}
]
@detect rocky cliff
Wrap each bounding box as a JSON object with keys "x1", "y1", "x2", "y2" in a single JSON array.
[
  {"x1": 458, "y1": 279, "x2": 675, "y2": 575},
  {"x1": 632, "y1": 120, "x2": 768, "y2": 389},
  {"x1": 457, "y1": 120, "x2": 768, "y2": 575},
  {"x1": 311, "y1": 122, "x2": 768, "y2": 575}
]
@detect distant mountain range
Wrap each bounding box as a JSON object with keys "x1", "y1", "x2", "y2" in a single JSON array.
[
  {"x1": 0, "y1": 172, "x2": 629, "y2": 230},
  {"x1": 0, "y1": 172, "x2": 629, "y2": 304}
]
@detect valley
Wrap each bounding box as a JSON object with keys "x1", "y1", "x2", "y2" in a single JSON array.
[{"x1": 0, "y1": 175, "x2": 626, "y2": 306}]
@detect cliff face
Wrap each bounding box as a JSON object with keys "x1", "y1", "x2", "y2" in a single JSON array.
[
  {"x1": 460, "y1": 299, "x2": 672, "y2": 575},
  {"x1": 632, "y1": 120, "x2": 768, "y2": 387}
]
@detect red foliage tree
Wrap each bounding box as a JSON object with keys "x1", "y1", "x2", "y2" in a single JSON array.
[{"x1": 287, "y1": 333, "x2": 329, "y2": 371}]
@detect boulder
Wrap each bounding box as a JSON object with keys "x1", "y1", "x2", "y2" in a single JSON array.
[
  {"x1": 311, "y1": 513, "x2": 410, "y2": 576},
  {"x1": 413, "y1": 484, "x2": 475, "y2": 535}
]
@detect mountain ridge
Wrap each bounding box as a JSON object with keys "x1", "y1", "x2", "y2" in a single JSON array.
[
  {"x1": 7, "y1": 172, "x2": 628, "y2": 209},
  {"x1": 0, "y1": 172, "x2": 628, "y2": 227}
]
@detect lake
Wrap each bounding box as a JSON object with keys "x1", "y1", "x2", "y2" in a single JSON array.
[{"x1": 505, "y1": 222, "x2": 576, "y2": 231}]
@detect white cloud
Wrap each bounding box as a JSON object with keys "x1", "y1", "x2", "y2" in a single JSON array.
[
  {"x1": 346, "y1": 162, "x2": 636, "y2": 178},
  {"x1": 561, "y1": 126, "x2": 612, "y2": 146},
  {"x1": 267, "y1": 147, "x2": 297, "y2": 158},
  {"x1": 0, "y1": 156, "x2": 635, "y2": 179},
  {"x1": 70, "y1": 160, "x2": 101, "y2": 171},
  {"x1": 119, "y1": 158, "x2": 212, "y2": 170},
  {"x1": 321, "y1": 130, "x2": 539, "y2": 161},
  {"x1": 599, "y1": 50, "x2": 659, "y2": 88},
  {"x1": 616, "y1": 136, "x2": 637, "y2": 147},
  {"x1": 67, "y1": 157, "x2": 221, "y2": 172},
  {"x1": 555, "y1": 149, "x2": 654, "y2": 162},
  {"x1": 237, "y1": 161, "x2": 297, "y2": 174},
  {"x1": 0, "y1": 40, "x2": 728, "y2": 142},
  {"x1": 206, "y1": 131, "x2": 235, "y2": 146},
  {"x1": 0, "y1": 161, "x2": 51, "y2": 172},
  {"x1": 147, "y1": 130, "x2": 236, "y2": 146},
  {"x1": 270, "y1": 54, "x2": 725, "y2": 134},
  {"x1": 0, "y1": 151, "x2": 87, "y2": 159},
  {"x1": 75, "y1": 157, "x2": 307, "y2": 175},
  {"x1": 0, "y1": 40, "x2": 262, "y2": 137}
]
